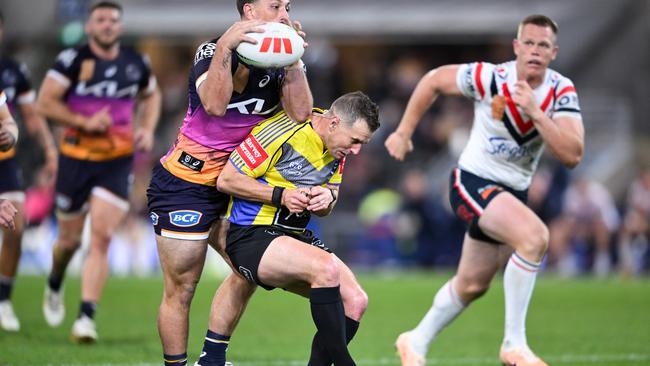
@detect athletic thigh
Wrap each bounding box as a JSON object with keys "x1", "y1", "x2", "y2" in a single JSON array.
[
  {"x1": 157, "y1": 235, "x2": 208, "y2": 285},
  {"x1": 478, "y1": 192, "x2": 546, "y2": 247},
  {"x1": 257, "y1": 235, "x2": 335, "y2": 290}
]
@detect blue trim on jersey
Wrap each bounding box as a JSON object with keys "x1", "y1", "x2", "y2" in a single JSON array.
[{"x1": 228, "y1": 176, "x2": 269, "y2": 225}]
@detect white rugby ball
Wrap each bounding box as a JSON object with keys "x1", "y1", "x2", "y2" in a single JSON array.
[{"x1": 236, "y1": 22, "x2": 304, "y2": 68}]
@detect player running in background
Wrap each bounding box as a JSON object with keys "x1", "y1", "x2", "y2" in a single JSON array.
[
  {"x1": 38, "y1": 1, "x2": 161, "y2": 343},
  {"x1": 386, "y1": 15, "x2": 583, "y2": 366},
  {"x1": 0, "y1": 91, "x2": 18, "y2": 233},
  {"x1": 146, "y1": 0, "x2": 312, "y2": 364},
  {"x1": 217, "y1": 91, "x2": 379, "y2": 366},
  {"x1": 0, "y1": 10, "x2": 58, "y2": 332}
]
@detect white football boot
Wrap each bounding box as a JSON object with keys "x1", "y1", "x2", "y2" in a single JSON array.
[
  {"x1": 43, "y1": 286, "x2": 65, "y2": 327},
  {"x1": 0, "y1": 300, "x2": 20, "y2": 331}
]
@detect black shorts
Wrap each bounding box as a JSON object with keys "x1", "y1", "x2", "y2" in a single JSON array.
[
  {"x1": 147, "y1": 164, "x2": 229, "y2": 240},
  {"x1": 448, "y1": 167, "x2": 527, "y2": 244},
  {"x1": 226, "y1": 224, "x2": 331, "y2": 290},
  {"x1": 55, "y1": 155, "x2": 133, "y2": 214},
  {"x1": 0, "y1": 157, "x2": 24, "y2": 195}
]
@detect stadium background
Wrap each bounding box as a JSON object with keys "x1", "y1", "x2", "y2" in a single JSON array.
[{"x1": 0, "y1": 0, "x2": 649, "y2": 365}]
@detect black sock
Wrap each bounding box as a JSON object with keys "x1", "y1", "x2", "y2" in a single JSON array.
[
  {"x1": 309, "y1": 317, "x2": 360, "y2": 366},
  {"x1": 79, "y1": 301, "x2": 96, "y2": 319},
  {"x1": 48, "y1": 273, "x2": 64, "y2": 292},
  {"x1": 197, "y1": 329, "x2": 230, "y2": 366},
  {"x1": 0, "y1": 276, "x2": 13, "y2": 302},
  {"x1": 309, "y1": 287, "x2": 356, "y2": 366},
  {"x1": 163, "y1": 352, "x2": 187, "y2": 366}
]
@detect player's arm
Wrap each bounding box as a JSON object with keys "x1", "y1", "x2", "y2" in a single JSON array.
[
  {"x1": 217, "y1": 161, "x2": 309, "y2": 213},
  {"x1": 0, "y1": 103, "x2": 18, "y2": 152},
  {"x1": 133, "y1": 84, "x2": 162, "y2": 152},
  {"x1": 18, "y1": 99, "x2": 58, "y2": 181},
  {"x1": 281, "y1": 59, "x2": 312, "y2": 123},
  {"x1": 385, "y1": 64, "x2": 462, "y2": 161},
  {"x1": 512, "y1": 81, "x2": 584, "y2": 168},
  {"x1": 198, "y1": 21, "x2": 265, "y2": 116},
  {"x1": 37, "y1": 76, "x2": 111, "y2": 133}
]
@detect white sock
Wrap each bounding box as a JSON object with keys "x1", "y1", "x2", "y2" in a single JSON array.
[
  {"x1": 502, "y1": 252, "x2": 540, "y2": 350},
  {"x1": 409, "y1": 279, "x2": 466, "y2": 355}
]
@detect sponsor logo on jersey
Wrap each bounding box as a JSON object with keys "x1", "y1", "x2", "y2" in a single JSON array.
[
  {"x1": 149, "y1": 212, "x2": 159, "y2": 226},
  {"x1": 259, "y1": 37, "x2": 293, "y2": 54},
  {"x1": 104, "y1": 65, "x2": 118, "y2": 78},
  {"x1": 487, "y1": 137, "x2": 534, "y2": 162},
  {"x1": 75, "y1": 81, "x2": 139, "y2": 98},
  {"x1": 169, "y1": 210, "x2": 203, "y2": 227},
  {"x1": 236, "y1": 136, "x2": 269, "y2": 169},
  {"x1": 259, "y1": 75, "x2": 271, "y2": 88},
  {"x1": 178, "y1": 151, "x2": 205, "y2": 172},
  {"x1": 194, "y1": 42, "x2": 216, "y2": 65},
  {"x1": 125, "y1": 63, "x2": 142, "y2": 81}
]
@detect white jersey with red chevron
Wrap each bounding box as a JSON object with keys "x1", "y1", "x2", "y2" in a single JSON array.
[{"x1": 455, "y1": 60, "x2": 582, "y2": 190}]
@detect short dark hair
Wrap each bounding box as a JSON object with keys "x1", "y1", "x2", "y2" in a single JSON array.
[
  {"x1": 518, "y1": 14, "x2": 558, "y2": 37},
  {"x1": 331, "y1": 91, "x2": 380, "y2": 132},
  {"x1": 89, "y1": 1, "x2": 123, "y2": 16},
  {"x1": 236, "y1": 0, "x2": 258, "y2": 17}
]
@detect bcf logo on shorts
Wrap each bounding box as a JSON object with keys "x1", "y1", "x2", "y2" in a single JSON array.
[{"x1": 169, "y1": 210, "x2": 203, "y2": 227}]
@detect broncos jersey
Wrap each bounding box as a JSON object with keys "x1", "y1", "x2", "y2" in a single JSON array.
[
  {"x1": 456, "y1": 60, "x2": 582, "y2": 190},
  {"x1": 226, "y1": 109, "x2": 343, "y2": 232},
  {"x1": 0, "y1": 57, "x2": 34, "y2": 160},
  {"x1": 46, "y1": 44, "x2": 156, "y2": 161},
  {"x1": 160, "y1": 38, "x2": 287, "y2": 187}
]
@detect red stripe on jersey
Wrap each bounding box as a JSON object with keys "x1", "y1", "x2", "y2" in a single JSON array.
[
  {"x1": 539, "y1": 87, "x2": 555, "y2": 111},
  {"x1": 338, "y1": 157, "x2": 346, "y2": 174},
  {"x1": 502, "y1": 83, "x2": 534, "y2": 135},
  {"x1": 475, "y1": 63, "x2": 485, "y2": 99},
  {"x1": 556, "y1": 86, "x2": 576, "y2": 98}
]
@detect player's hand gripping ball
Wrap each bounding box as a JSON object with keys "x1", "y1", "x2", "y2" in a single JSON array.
[{"x1": 236, "y1": 22, "x2": 305, "y2": 68}]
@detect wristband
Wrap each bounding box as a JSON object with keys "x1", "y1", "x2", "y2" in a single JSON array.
[{"x1": 272, "y1": 186, "x2": 285, "y2": 207}]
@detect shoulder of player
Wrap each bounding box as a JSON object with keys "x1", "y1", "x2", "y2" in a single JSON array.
[
  {"x1": 118, "y1": 46, "x2": 150, "y2": 64},
  {"x1": 547, "y1": 67, "x2": 576, "y2": 88},
  {"x1": 193, "y1": 38, "x2": 220, "y2": 65},
  {"x1": 54, "y1": 45, "x2": 92, "y2": 67},
  {"x1": 251, "y1": 111, "x2": 307, "y2": 147}
]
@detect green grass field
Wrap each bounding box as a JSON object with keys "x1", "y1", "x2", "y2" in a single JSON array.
[{"x1": 1, "y1": 272, "x2": 649, "y2": 366}]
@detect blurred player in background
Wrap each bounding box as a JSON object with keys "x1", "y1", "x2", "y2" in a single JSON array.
[
  {"x1": 0, "y1": 91, "x2": 19, "y2": 234},
  {"x1": 386, "y1": 14, "x2": 583, "y2": 366},
  {"x1": 217, "y1": 91, "x2": 379, "y2": 366},
  {"x1": 146, "y1": 0, "x2": 312, "y2": 364},
  {"x1": 0, "y1": 11, "x2": 58, "y2": 332},
  {"x1": 38, "y1": 1, "x2": 161, "y2": 343}
]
